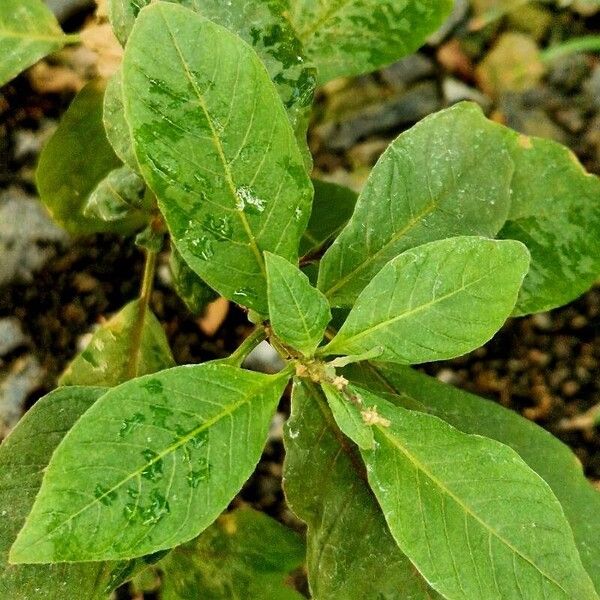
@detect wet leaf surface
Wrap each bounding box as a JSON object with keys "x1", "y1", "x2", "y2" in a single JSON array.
[
  {"x1": 10, "y1": 364, "x2": 288, "y2": 562},
  {"x1": 122, "y1": 3, "x2": 313, "y2": 314}
]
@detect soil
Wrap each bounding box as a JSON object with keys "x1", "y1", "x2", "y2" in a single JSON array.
[{"x1": 1, "y1": 2, "x2": 599, "y2": 597}]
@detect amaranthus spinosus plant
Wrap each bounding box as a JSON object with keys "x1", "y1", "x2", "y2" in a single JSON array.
[{"x1": 1, "y1": 1, "x2": 600, "y2": 598}]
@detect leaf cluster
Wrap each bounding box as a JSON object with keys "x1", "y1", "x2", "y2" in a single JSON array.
[{"x1": 1, "y1": 1, "x2": 600, "y2": 598}]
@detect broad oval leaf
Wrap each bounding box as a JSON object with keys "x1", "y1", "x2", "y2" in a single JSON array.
[
  {"x1": 265, "y1": 252, "x2": 331, "y2": 356},
  {"x1": 318, "y1": 103, "x2": 515, "y2": 307},
  {"x1": 10, "y1": 364, "x2": 289, "y2": 562},
  {"x1": 300, "y1": 179, "x2": 357, "y2": 258},
  {"x1": 59, "y1": 300, "x2": 175, "y2": 387},
  {"x1": 122, "y1": 3, "x2": 313, "y2": 314},
  {"x1": 283, "y1": 379, "x2": 441, "y2": 599},
  {"x1": 285, "y1": 0, "x2": 454, "y2": 83},
  {"x1": 0, "y1": 387, "x2": 126, "y2": 599},
  {"x1": 323, "y1": 237, "x2": 530, "y2": 364},
  {"x1": 0, "y1": 0, "x2": 71, "y2": 86},
  {"x1": 109, "y1": 0, "x2": 315, "y2": 155},
  {"x1": 354, "y1": 387, "x2": 598, "y2": 600},
  {"x1": 159, "y1": 507, "x2": 305, "y2": 599},
  {"x1": 499, "y1": 134, "x2": 600, "y2": 315},
  {"x1": 346, "y1": 361, "x2": 600, "y2": 593},
  {"x1": 37, "y1": 81, "x2": 146, "y2": 235},
  {"x1": 84, "y1": 165, "x2": 148, "y2": 223}
]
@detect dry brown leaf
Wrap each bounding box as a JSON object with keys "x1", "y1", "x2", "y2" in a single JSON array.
[{"x1": 197, "y1": 297, "x2": 230, "y2": 337}]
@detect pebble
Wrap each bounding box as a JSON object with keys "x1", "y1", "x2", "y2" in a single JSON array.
[{"x1": 0, "y1": 318, "x2": 29, "y2": 357}]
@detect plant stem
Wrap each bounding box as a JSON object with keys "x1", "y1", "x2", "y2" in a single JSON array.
[
  {"x1": 541, "y1": 36, "x2": 600, "y2": 63},
  {"x1": 63, "y1": 33, "x2": 82, "y2": 45},
  {"x1": 225, "y1": 326, "x2": 267, "y2": 367},
  {"x1": 127, "y1": 249, "x2": 158, "y2": 380}
]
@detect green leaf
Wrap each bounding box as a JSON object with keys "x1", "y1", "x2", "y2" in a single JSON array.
[
  {"x1": 0, "y1": 0, "x2": 72, "y2": 86},
  {"x1": 300, "y1": 179, "x2": 357, "y2": 257},
  {"x1": 285, "y1": 0, "x2": 453, "y2": 83},
  {"x1": 0, "y1": 387, "x2": 127, "y2": 599},
  {"x1": 10, "y1": 364, "x2": 289, "y2": 563},
  {"x1": 169, "y1": 245, "x2": 217, "y2": 315},
  {"x1": 59, "y1": 300, "x2": 175, "y2": 387},
  {"x1": 159, "y1": 507, "x2": 305, "y2": 600},
  {"x1": 355, "y1": 387, "x2": 598, "y2": 600},
  {"x1": 36, "y1": 81, "x2": 145, "y2": 235},
  {"x1": 283, "y1": 379, "x2": 441, "y2": 599},
  {"x1": 318, "y1": 103, "x2": 515, "y2": 307},
  {"x1": 323, "y1": 237, "x2": 530, "y2": 364},
  {"x1": 83, "y1": 165, "x2": 148, "y2": 223},
  {"x1": 265, "y1": 252, "x2": 331, "y2": 356},
  {"x1": 122, "y1": 2, "x2": 313, "y2": 314},
  {"x1": 321, "y1": 382, "x2": 373, "y2": 449},
  {"x1": 109, "y1": 0, "x2": 315, "y2": 160},
  {"x1": 499, "y1": 133, "x2": 600, "y2": 315},
  {"x1": 103, "y1": 70, "x2": 138, "y2": 171},
  {"x1": 346, "y1": 361, "x2": 600, "y2": 594}
]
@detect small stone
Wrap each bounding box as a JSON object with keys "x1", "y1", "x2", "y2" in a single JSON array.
[
  {"x1": 443, "y1": 77, "x2": 492, "y2": 110},
  {"x1": 0, "y1": 319, "x2": 29, "y2": 357},
  {"x1": 379, "y1": 54, "x2": 436, "y2": 89},
  {"x1": 561, "y1": 380, "x2": 580, "y2": 397},
  {"x1": 0, "y1": 188, "x2": 69, "y2": 288},
  {"x1": 547, "y1": 54, "x2": 590, "y2": 92},
  {"x1": 0, "y1": 355, "x2": 45, "y2": 437},
  {"x1": 533, "y1": 312, "x2": 553, "y2": 331},
  {"x1": 436, "y1": 369, "x2": 457, "y2": 384},
  {"x1": 73, "y1": 272, "x2": 99, "y2": 293}
]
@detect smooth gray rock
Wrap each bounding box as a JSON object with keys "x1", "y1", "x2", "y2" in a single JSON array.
[{"x1": 0, "y1": 188, "x2": 69, "y2": 288}]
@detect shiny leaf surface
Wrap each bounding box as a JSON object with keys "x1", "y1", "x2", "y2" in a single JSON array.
[
  {"x1": 356, "y1": 387, "x2": 598, "y2": 600},
  {"x1": 285, "y1": 0, "x2": 453, "y2": 83},
  {"x1": 0, "y1": 0, "x2": 70, "y2": 86},
  {"x1": 318, "y1": 103, "x2": 514, "y2": 307},
  {"x1": 323, "y1": 237, "x2": 530, "y2": 364},
  {"x1": 122, "y1": 3, "x2": 313, "y2": 314},
  {"x1": 500, "y1": 133, "x2": 600, "y2": 315},
  {"x1": 10, "y1": 364, "x2": 288, "y2": 562},
  {"x1": 265, "y1": 252, "x2": 331, "y2": 356},
  {"x1": 283, "y1": 380, "x2": 440, "y2": 599},
  {"x1": 346, "y1": 361, "x2": 600, "y2": 593},
  {"x1": 321, "y1": 382, "x2": 374, "y2": 449},
  {"x1": 109, "y1": 0, "x2": 315, "y2": 152},
  {"x1": 0, "y1": 387, "x2": 124, "y2": 599}
]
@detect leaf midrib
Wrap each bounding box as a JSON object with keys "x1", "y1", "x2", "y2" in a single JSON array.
[
  {"x1": 11, "y1": 376, "x2": 279, "y2": 557},
  {"x1": 0, "y1": 30, "x2": 64, "y2": 42},
  {"x1": 321, "y1": 198, "x2": 437, "y2": 299},
  {"x1": 326, "y1": 264, "x2": 498, "y2": 353},
  {"x1": 374, "y1": 425, "x2": 572, "y2": 597},
  {"x1": 159, "y1": 6, "x2": 266, "y2": 277}
]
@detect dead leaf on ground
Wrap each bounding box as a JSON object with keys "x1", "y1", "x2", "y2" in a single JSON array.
[{"x1": 197, "y1": 298, "x2": 230, "y2": 337}]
